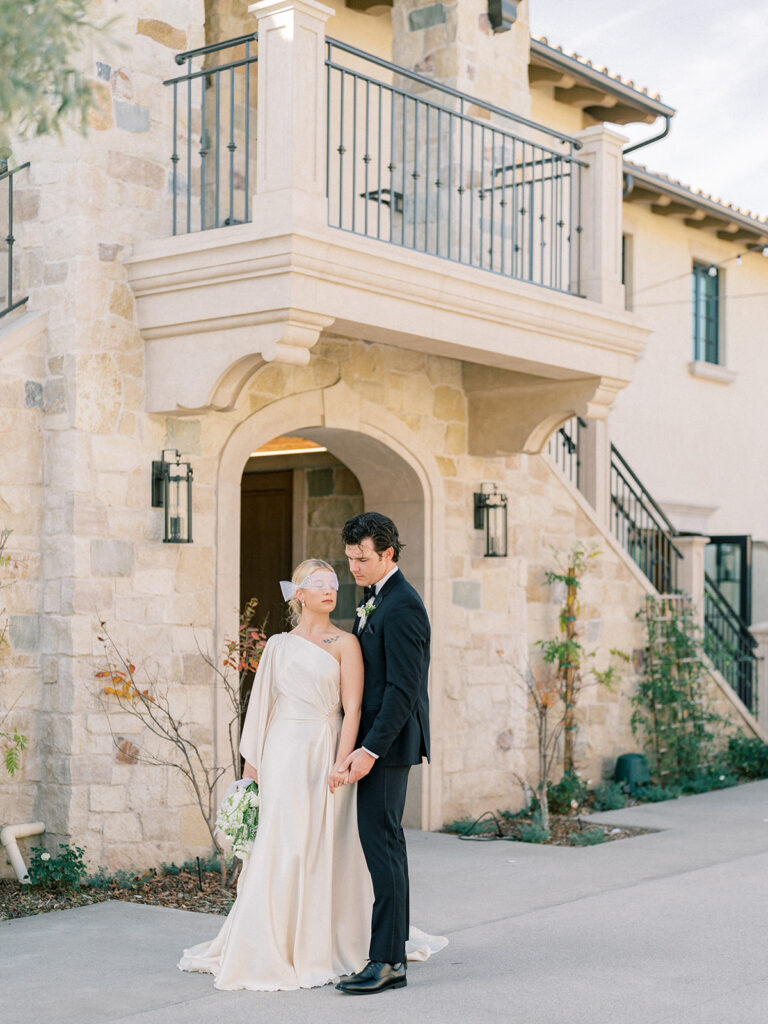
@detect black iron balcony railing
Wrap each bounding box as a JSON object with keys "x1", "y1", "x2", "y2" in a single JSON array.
[
  {"x1": 1, "y1": 161, "x2": 30, "y2": 319},
  {"x1": 704, "y1": 573, "x2": 758, "y2": 713},
  {"x1": 164, "y1": 33, "x2": 258, "y2": 234},
  {"x1": 609, "y1": 444, "x2": 681, "y2": 593},
  {"x1": 546, "y1": 416, "x2": 585, "y2": 488},
  {"x1": 325, "y1": 39, "x2": 584, "y2": 294}
]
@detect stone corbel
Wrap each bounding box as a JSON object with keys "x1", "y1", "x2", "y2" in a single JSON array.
[
  {"x1": 464, "y1": 365, "x2": 625, "y2": 455},
  {"x1": 145, "y1": 309, "x2": 334, "y2": 414}
]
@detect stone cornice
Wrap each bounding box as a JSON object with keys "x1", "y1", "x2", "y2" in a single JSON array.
[{"x1": 127, "y1": 221, "x2": 649, "y2": 413}]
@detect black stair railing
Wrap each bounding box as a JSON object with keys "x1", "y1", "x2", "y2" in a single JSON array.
[
  {"x1": 546, "y1": 416, "x2": 585, "y2": 489},
  {"x1": 609, "y1": 443, "x2": 681, "y2": 593},
  {"x1": 704, "y1": 573, "x2": 758, "y2": 713},
  {"x1": 164, "y1": 34, "x2": 258, "y2": 234},
  {"x1": 1, "y1": 160, "x2": 31, "y2": 319}
]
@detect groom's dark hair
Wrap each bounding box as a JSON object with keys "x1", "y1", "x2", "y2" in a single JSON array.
[{"x1": 341, "y1": 512, "x2": 404, "y2": 562}]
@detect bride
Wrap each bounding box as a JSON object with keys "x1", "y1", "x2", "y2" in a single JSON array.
[{"x1": 179, "y1": 559, "x2": 443, "y2": 991}]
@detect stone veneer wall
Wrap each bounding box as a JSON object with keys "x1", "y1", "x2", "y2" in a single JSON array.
[
  {"x1": 0, "y1": 319, "x2": 45, "y2": 830},
  {"x1": 392, "y1": 0, "x2": 532, "y2": 117},
  {"x1": 0, "y1": 2, "x2": 760, "y2": 875}
]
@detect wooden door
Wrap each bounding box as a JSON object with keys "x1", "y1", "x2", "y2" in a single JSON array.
[{"x1": 240, "y1": 469, "x2": 294, "y2": 638}]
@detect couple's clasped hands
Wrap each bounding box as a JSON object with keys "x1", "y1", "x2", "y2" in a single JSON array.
[{"x1": 328, "y1": 747, "x2": 376, "y2": 792}]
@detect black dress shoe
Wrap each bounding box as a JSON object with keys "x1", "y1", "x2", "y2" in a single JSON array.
[{"x1": 335, "y1": 960, "x2": 407, "y2": 995}]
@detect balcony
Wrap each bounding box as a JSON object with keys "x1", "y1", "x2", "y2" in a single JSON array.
[{"x1": 127, "y1": 0, "x2": 646, "y2": 436}]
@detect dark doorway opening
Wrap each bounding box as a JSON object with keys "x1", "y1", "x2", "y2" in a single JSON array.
[{"x1": 240, "y1": 468, "x2": 294, "y2": 639}]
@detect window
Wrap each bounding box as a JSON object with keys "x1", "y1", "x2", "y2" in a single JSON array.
[{"x1": 692, "y1": 262, "x2": 720, "y2": 363}]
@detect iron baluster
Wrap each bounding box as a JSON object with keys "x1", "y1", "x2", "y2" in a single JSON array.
[
  {"x1": 425, "y1": 103, "x2": 430, "y2": 254},
  {"x1": 412, "y1": 97, "x2": 419, "y2": 251},
  {"x1": 186, "y1": 56, "x2": 192, "y2": 233},
  {"x1": 244, "y1": 39, "x2": 251, "y2": 224},
  {"x1": 171, "y1": 84, "x2": 179, "y2": 235},
  {"x1": 228, "y1": 64, "x2": 236, "y2": 225},
  {"x1": 338, "y1": 70, "x2": 345, "y2": 229}
]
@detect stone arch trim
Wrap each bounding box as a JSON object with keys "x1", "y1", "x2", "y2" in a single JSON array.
[{"x1": 214, "y1": 380, "x2": 447, "y2": 829}]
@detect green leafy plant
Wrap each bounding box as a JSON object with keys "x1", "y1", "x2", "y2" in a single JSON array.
[
  {"x1": 547, "y1": 770, "x2": 589, "y2": 814},
  {"x1": 678, "y1": 767, "x2": 738, "y2": 794},
  {"x1": 727, "y1": 733, "x2": 768, "y2": 779},
  {"x1": 28, "y1": 843, "x2": 87, "y2": 893},
  {"x1": 568, "y1": 827, "x2": 606, "y2": 846},
  {"x1": 0, "y1": 0, "x2": 108, "y2": 159},
  {"x1": 516, "y1": 821, "x2": 551, "y2": 844},
  {"x1": 590, "y1": 781, "x2": 628, "y2": 812},
  {"x1": 632, "y1": 782, "x2": 681, "y2": 803},
  {"x1": 631, "y1": 595, "x2": 722, "y2": 785}
]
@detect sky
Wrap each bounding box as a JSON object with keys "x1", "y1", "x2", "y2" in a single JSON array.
[{"x1": 529, "y1": 0, "x2": 768, "y2": 217}]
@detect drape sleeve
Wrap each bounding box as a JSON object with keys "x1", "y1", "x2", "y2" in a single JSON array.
[{"x1": 239, "y1": 634, "x2": 279, "y2": 773}]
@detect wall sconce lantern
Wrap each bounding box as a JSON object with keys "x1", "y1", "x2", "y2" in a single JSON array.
[
  {"x1": 474, "y1": 482, "x2": 508, "y2": 557},
  {"x1": 151, "y1": 449, "x2": 193, "y2": 543},
  {"x1": 488, "y1": 0, "x2": 518, "y2": 34}
]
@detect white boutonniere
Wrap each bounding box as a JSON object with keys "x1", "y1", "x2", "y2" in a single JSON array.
[{"x1": 356, "y1": 596, "x2": 377, "y2": 632}]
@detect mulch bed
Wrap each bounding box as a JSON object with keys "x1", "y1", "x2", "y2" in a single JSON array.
[
  {"x1": 450, "y1": 812, "x2": 655, "y2": 846},
  {"x1": 1, "y1": 866, "x2": 235, "y2": 922}
]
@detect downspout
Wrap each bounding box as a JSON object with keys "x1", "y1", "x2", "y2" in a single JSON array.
[
  {"x1": 623, "y1": 114, "x2": 673, "y2": 199},
  {"x1": 1, "y1": 821, "x2": 45, "y2": 882},
  {"x1": 623, "y1": 113, "x2": 673, "y2": 156}
]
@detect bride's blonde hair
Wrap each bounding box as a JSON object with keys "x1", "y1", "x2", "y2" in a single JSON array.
[{"x1": 286, "y1": 558, "x2": 336, "y2": 627}]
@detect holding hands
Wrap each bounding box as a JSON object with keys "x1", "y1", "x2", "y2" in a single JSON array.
[{"x1": 328, "y1": 748, "x2": 376, "y2": 792}]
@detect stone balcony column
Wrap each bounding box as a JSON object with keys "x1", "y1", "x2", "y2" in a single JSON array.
[
  {"x1": 750, "y1": 622, "x2": 768, "y2": 734},
  {"x1": 574, "y1": 125, "x2": 626, "y2": 308},
  {"x1": 249, "y1": 0, "x2": 335, "y2": 233},
  {"x1": 578, "y1": 418, "x2": 610, "y2": 527},
  {"x1": 674, "y1": 534, "x2": 710, "y2": 628}
]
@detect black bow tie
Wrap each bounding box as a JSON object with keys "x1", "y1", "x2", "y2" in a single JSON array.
[{"x1": 363, "y1": 585, "x2": 376, "y2": 601}]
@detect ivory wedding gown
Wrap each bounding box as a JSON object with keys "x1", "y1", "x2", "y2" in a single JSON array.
[{"x1": 178, "y1": 632, "x2": 445, "y2": 992}]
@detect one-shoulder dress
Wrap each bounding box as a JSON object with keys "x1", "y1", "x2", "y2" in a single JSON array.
[{"x1": 178, "y1": 632, "x2": 445, "y2": 991}]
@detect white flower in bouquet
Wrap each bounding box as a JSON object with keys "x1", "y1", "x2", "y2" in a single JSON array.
[{"x1": 215, "y1": 780, "x2": 260, "y2": 858}]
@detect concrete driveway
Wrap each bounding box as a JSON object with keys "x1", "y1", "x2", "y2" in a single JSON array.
[{"x1": 3, "y1": 780, "x2": 768, "y2": 1024}]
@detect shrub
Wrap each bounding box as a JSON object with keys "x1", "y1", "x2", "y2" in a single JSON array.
[
  {"x1": 727, "y1": 734, "x2": 768, "y2": 779},
  {"x1": 568, "y1": 827, "x2": 606, "y2": 846},
  {"x1": 679, "y1": 768, "x2": 738, "y2": 794},
  {"x1": 516, "y1": 822, "x2": 551, "y2": 844},
  {"x1": 28, "y1": 844, "x2": 87, "y2": 893},
  {"x1": 632, "y1": 783, "x2": 681, "y2": 803},
  {"x1": 590, "y1": 781, "x2": 627, "y2": 812},
  {"x1": 547, "y1": 771, "x2": 589, "y2": 814}
]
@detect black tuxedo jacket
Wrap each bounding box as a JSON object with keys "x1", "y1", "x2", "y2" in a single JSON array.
[{"x1": 353, "y1": 569, "x2": 430, "y2": 767}]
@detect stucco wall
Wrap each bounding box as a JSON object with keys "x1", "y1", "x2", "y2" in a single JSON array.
[{"x1": 612, "y1": 202, "x2": 768, "y2": 550}]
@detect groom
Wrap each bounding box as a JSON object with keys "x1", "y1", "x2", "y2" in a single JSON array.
[{"x1": 336, "y1": 511, "x2": 430, "y2": 996}]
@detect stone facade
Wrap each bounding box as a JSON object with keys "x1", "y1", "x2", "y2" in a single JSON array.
[{"x1": 0, "y1": 1, "x2": 764, "y2": 875}]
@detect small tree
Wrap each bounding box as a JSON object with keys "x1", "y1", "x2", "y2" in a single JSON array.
[
  {"x1": 96, "y1": 599, "x2": 266, "y2": 882},
  {"x1": 0, "y1": 0, "x2": 99, "y2": 159},
  {"x1": 537, "y1": 544, "x2": 624, "y2": 773}
]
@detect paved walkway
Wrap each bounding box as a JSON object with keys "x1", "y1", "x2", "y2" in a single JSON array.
[{"x1": 3, "y1": 780, "x2": 768, "y2": 1024}]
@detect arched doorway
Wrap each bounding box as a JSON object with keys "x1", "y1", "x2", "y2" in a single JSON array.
[
  {"x1": 215, "y1": 384, "x2": 445, "y2": 829},
  {"x1": 240, "y1": 434, "x2": 365, "y2": 636}
]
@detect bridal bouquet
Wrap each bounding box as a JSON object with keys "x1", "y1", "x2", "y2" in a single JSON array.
[{"x1": 215, "y1": 779, "x2": 260, "y2": 858}]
